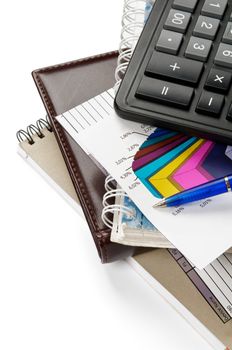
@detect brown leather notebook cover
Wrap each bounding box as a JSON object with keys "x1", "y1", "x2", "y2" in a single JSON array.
[{"x1": 32, "y1": 51, "x2": 141, "y2": 263}]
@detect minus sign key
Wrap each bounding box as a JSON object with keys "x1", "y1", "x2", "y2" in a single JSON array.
[{"x1": 196, "y1": 91, "x2": 225, "y2": 117}]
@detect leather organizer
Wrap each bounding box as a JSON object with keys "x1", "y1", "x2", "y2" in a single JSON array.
[{"x1": 32, "y1": 51, "x2": 145, "y2": 263}]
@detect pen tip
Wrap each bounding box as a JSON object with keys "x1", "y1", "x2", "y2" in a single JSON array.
[{"x1": 154, "y1": 199, "x2": 167, "y2": 208}]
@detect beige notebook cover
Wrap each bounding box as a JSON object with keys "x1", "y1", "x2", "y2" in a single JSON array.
[
  {"x1": 18, "y1": 128, "x2": 80, "y2": 212},
  {"x1": 17, "y1": 126, "x2": 232, "y2": 350}
]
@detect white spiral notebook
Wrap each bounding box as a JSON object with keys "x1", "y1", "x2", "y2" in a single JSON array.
[
  {"x1": 17, "y1": 117, "x2": 232, "y2": 350},
  {"x1": 17, "y1": 0, "x2": 232, "y2": 348}
]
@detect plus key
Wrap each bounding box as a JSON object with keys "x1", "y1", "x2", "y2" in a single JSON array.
[
  {"x1": 145, "y1": 51, "x2": 204, "y2": 86},
  {"x1": 170, "y1": 62, "x2": 181, "y2": 71}
]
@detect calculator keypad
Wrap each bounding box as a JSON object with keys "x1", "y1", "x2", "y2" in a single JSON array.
[
  {"x1": 136, "y1": 0, "x2": 232, "y2": 120},
  {"x1": 116, "y1": 0, "x2": 232, "y2": 144}
]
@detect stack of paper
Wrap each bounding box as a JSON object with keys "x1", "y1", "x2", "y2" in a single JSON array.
[{"x1": 57, "y1": 88, "x2": 232, "y2": 270}]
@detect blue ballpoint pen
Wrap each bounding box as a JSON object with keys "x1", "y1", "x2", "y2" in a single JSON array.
[{"x1": 154, "y1": 175, "x2": 232, "y2": 208}]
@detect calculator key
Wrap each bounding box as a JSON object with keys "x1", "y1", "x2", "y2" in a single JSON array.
[
  {"x1": 222, "y1": 22, "x2": 232, "y2": 44},
  {"x1": 215, "y1": 43, "x2": 232, "y2": 68},
  {"x1": 156, "y1": 30, "x2": 183, "y2": 54},
  {"x1": 196, "y1": 91, "x2": 224, "y2": 116},
  {"x1": 185, "y1": 36, "x2": 212, "y2": 61},
  {"x1": 227, "y1": 104, "x2": 232, "y2": 121},
  {"x1": 136, "y1": 77, "x2": 194, "y2": 109},
  {"x1": 146, "y1": 52, "x2": 204, "y2": 85},
  {"x1": 173, "y1": 0, "x2": 198, "y2": 12},
  {"x1": 164, "y1": 9, "x2": 191, "y2": 33},
  {"x1": 201, "y1": 0, "x2": 227, "y2": 19},
  {"x1": 205, "y1": 68, "x2": 232, "y2": 92},
  {"x1": 193, "y1": 15, "x2": 220, "y2": 39}
]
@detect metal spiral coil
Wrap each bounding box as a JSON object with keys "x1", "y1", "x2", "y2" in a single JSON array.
[
  {"x1": 16, "y1": 116, "x2": 52, "y2": 145},
  {"x1": 114, "y1": 0, "x2": 147, "y2": 91}
]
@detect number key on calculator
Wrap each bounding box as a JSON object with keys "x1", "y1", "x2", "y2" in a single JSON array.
[{"x1": 115, "y1": 0, "x2": 232, "y2": 144}]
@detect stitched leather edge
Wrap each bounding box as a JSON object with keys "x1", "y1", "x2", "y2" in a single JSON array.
[
  {"x1": 34, "y1": 74, "x2": 102, "y2": 231},
  {"x1": 34, "y1": 74, "x2": 110, "y2": 262},
  {"x1": 33, "y1": 50, "x2": 118, "y2": 74},
  {"x1": 32, "y1": 51, "x2": 119, "y2": 262}
]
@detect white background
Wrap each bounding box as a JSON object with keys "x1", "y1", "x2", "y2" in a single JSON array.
[{"x1": 1, "y1": 1, "x2": 215, "y2": 349}]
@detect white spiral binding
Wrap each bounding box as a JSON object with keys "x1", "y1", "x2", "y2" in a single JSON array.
[
  {"x1": 114, "y1": 0, "x2": 147, "y2": 91},
  {"x1": 104, "y1": 175, "x2": 117, "y2": 192},
  {"x1": 101, "y1": 175, "x2": 135, "y2": 229},
  {"x1": 104, "y1": 0, "x2": 149, "y2": 227}
]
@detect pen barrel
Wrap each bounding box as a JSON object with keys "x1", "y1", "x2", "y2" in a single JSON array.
[{"x1": 166, "y1": 176, "x2": 232, "y2": 207}]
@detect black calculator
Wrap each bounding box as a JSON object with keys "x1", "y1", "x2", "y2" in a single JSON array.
[{"x1": 115, "y1": 0, "x2": 232, "y2": 144}]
